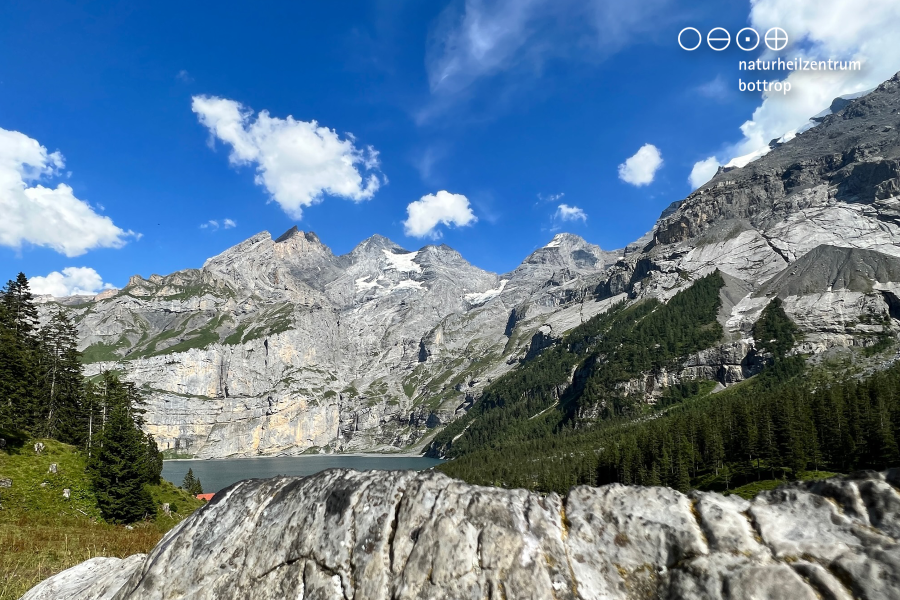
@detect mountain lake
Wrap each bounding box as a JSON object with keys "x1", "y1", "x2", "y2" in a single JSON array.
[{"x1": 162, "y1": 455, "x2": 444, "y2": 493}]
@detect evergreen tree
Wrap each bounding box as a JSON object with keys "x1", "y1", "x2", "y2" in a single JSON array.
[
  {"x1": 181, "y1": 468, "x2": 203, "y2": 495},
  {"x1": 88, "y1": 401, "x2": 156, "y2": 523},
  {"x1": 0, "y1": 273, "x2": 40, "y2": 432},
  {"x1": 37, "y1": 310, "x2": 86, "y2": 443},
  {"x1": 86, "y1": 372, "x2": 162, "y2": 523}
]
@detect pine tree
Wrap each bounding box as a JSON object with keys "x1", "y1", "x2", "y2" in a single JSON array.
[
  {"x1": 0, "y1": 274, "x2": 40, "y2": 432},
  {"x1": 86, "y1": 372, "x2": 162, "y2": 523},
  {"x1": 181, "y1": 468, "x2": 203, "y2": 495},
  {"x1": 38, "y1": 310, "x2": 86, "y2": 442},
  {"x1": 88, "y1": 401, "x2": 156, "y2": 523}
]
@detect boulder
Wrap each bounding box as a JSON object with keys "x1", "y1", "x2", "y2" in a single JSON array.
[{"x1": 21, "y1": 469, "x2": 900, "y2": 599}]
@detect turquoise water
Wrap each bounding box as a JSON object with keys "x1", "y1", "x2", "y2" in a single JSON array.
[{"x1": 161, "y1": 455, "x2": 443, "y2": 493}]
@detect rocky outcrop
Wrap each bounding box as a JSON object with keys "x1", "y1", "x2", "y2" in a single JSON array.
[
  {"x1": 23, "y1": 469, "x2": 900, "y2": 599},
  {"x1": 40, "y1": 228, "x2": 621, "y2": 458},
  {"x1": 37, "y1": 71, "x2": 900, "y2": 457}
]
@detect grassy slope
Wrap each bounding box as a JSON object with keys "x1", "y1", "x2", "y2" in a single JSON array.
[{"x1": 0, "y1": 435, "x2": 204, "y2": 599}]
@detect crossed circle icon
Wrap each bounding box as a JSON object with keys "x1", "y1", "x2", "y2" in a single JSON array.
[
  {"x1": 765, "y1": 27, "x2": 789, "y2": 51},
  {"x1": 678, "y1": 26, "x2": 787, "y2": 51}
]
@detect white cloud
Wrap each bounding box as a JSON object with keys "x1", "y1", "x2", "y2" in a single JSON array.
[
  {"x1": 192, "y1": 95, "x2": 383, "y2": 219},
  {"x1": 694, "y1": 0, "x2": 900, "y2": 174},
  {"x1": 422, "y1": 0, "x2": 670, "y2": 118},
  {"x1": 30, "y1": 267, "x2": 115, "y2": 297},
  {"x1": 618, "y1": 144, "x2": 663, "y2": 186},
  {"x1": 200, "y1": 218, "x2": 236, "y2": 231},
  {"x1": 555, "y1": 204, "x2": 587, "y2": 222},
  {"x1": 688, "y1": 156, "x2": 721, "y2": 189},
  {"x1": 177, "y1": 69, "x2": 194, "y2": 83},
  {"x1": 538, "y1": 192, "x2": 565, "y2": 203},
  {"x1": 0, "y1": 127, "x2": 136, "y2": 257},
  {"x1": 403, "y1": 190, "x2": 477, "y2": 238}
]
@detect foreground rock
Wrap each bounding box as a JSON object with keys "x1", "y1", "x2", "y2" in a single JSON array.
[{"x1": 23, "y1": 469, "x2": 900, "y2": 599}]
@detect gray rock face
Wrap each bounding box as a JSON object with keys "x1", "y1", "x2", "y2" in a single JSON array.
[
  {"x1": 21, "y1": 555, "x2": 146, "y2": 600},
  {"x1": 23, "y1": 469, "x2": 900, "y2": 599},
  {"x1": 37, "y1": 71, "x2": 900, "y2": 457},
  {"x1": 42, "y1": 228, "x2": 623, "y2": 458}
]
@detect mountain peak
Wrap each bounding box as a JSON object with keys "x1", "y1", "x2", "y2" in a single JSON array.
[
  {"x1": 544, "y1": 233, "x2": 591, "y2": 249},
  {"x1": 274, "y1": 226, "x2": 323, "y2": 246},
  {"x1": 349, "y1": 234, "x2": 406, "y2": 258}
]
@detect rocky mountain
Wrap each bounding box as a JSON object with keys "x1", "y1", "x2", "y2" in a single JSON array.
[
  {"x1": 42, "y1": 225, "x2": 621, "y2": 458},
  {"x1": 39, "y1": 71, "x2": 900, "y2": 458},
  {"x1": 23, "y1": 468, "x2": 900, "y2": 600},
  {"x1": 42, "y1": 72, "x2": 900, "y2": 458}
]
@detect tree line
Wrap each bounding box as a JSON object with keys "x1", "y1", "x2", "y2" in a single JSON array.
[
  {"x1": 429, "y1": 271, "x2": 726, "y2": 458},
  {"x1": 437, "y1": 274, "x2": 900, "y2": 495},
  {"x1": 0, "y1": 273, "x2": 163, "y2": 522}
]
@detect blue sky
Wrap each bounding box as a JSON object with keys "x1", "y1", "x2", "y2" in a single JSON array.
[{"x1": 2, "y1": 0, "x2": 898, "y2": 295}]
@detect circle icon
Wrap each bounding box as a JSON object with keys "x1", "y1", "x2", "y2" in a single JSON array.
[
  {"x1": 765, "y1": 27, "x2": 788, "y2": 51},
  {"x1": 736, "y1": 27, "x2": 759, "y2": 51},
  {"x1": 678, "y1": 27, "x2": 702, "y2": 51},
  {"x1": 707, "y1": 27, "x2": 731, "y2": 51}
]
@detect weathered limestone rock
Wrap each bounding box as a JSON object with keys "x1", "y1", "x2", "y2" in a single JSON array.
[
  {"x1": 49, "y1": 463, "x2": 58, "y2": 474},
  {"x1": 34, "y1": 442, "x2": 44, "y2": 455},
  {"x1": 21, "y1": 556, "x2": 146, "y2": 600},
  {"x1": 23, "y1": 469, "x2": 900, "y2": 599}
]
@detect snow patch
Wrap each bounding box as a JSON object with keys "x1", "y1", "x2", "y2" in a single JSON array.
[
  {"x1": 544, "y1": 234, "x2": 566, "y2": 248},
  {"x1": 355, "y1": 276, "x2": 380, "y2": 291},
  {"x1": 393, "y1": 279, "x2": 425, "y2": 292},
  {"x1": 382, "y1": 249, "x2": 421, "y2": 273},
  {"x1": 465, "y1": 280, "x2": 508, "y2": 305}
]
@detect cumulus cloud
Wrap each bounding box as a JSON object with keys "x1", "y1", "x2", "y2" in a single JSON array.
[
  {"x1": 691, "y1": 0, "x2": 900, "y2": 176},
  {"x1": 555, "y1": 204, "x2": 587, "y2": 222},
  {"x1": 192, "y1": 95, "x2": 383, "y2": 219},
  {"x1": 0, "y1": 127, "x2": 136, "y2": 257},
  {"x1": 30, "y1": 267, "x2": 115, "y2": 297},
  {"x1": 403, "y1": 190, "x2": 477, "y2": 238},
  {"x1": 688, "y1": 156, "x2": 721, "y2": 189},
  {"x1": 618, "y1": 144, "x2": 663, "y2": 186}
]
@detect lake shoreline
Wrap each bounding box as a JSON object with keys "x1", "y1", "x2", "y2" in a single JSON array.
[{"x1": 163, "y1": 451, "x2": 428, "y2": 462}]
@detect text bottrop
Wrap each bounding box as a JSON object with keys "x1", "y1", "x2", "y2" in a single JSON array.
[{"x1": 739, "y1": 79, "x2": 791, "y2": 94}]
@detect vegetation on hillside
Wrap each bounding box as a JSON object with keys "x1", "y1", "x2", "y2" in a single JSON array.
[
  {"x1": 436, "y1": 277, "x2": 900, "y2": 496},
  {"x1": 430, "y1": 271, "x2": 725, "y2": 459},
  {"x1": 0, "y1": 437, "x2": 203, "y2": 599},
  {"x1": 0, "y1": 272, "x2": 172, "y2": 523}
]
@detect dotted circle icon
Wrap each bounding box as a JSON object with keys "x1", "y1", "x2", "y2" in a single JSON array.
[{"x1": 736, "y1": 27, "x2": 760, "y2": 51}]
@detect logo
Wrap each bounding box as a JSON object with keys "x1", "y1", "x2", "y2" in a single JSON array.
[
  {"x1": 765, "y1": 27, "x2": 789, "y2": 51},
  {"x1": 679, "y1": 27, "x2": 788, "y2": 52},
  {"x1": 707, "y1": 28, "x2": 730, "y2": 51},
  {"x1": 736, "y1": 27, "x2": 759, "y2": 51},
  {"x1": 677, "y1": 27, "x2": 702, "y2": 51}
]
